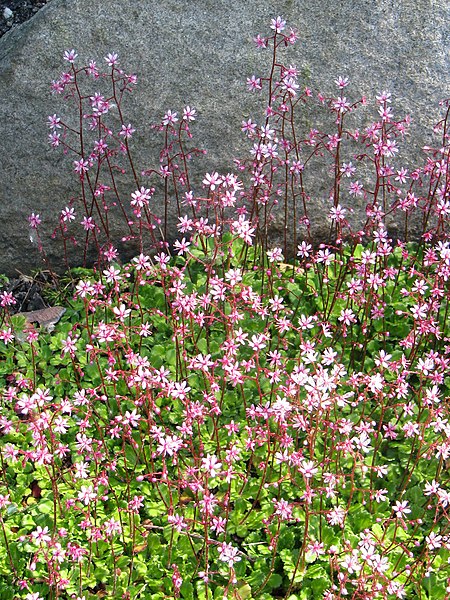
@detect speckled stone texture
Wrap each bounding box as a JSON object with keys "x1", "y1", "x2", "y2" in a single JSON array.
[{"x1": 0, "y1": 0, "x2": 448, "y2": 275}]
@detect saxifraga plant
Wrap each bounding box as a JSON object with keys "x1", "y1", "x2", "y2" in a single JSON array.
[{"x1": 0, "y1": 16, "x2": 449, "y2": 600}]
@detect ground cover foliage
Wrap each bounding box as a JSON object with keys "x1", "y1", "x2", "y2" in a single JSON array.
[{"x1": 1, "y1": 17, "x2": 450, "y2": 600}]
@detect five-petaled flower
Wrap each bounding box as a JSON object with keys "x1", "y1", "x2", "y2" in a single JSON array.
[
  {"x1": 63, "y1": 49, "x2": 78, "y2": 63},
  {"x1": 218, "y1": 542, "x2": 241, "y2": 567},
  {"x1": 78, "y1": 485, "x2": 97, "y2": 506},
  {"x1": 270, "y1": 16, "x2": 286, "y2": 33},
  {"x1": 119, "y1": 123, "x2": 136, "y2": 138},
  {"x1": 104, "y1": 52, "x2": 119, "y2": 66},
  {"x1": 393, "y1": 500, "x2": 411, "y2": 518},
  {"x1": 28, "y1": 213, "x2": 41, "y2": 228}
]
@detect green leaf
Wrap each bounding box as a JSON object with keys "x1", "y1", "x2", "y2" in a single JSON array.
[
  {"x1": 35, "y1": 499, "x2": 54, "y2": 514},
  {"x1": 165, "y1": 347, "x2": 177, "y2": 366},
  {"x1": 304, "y1": 563, "x2": 327, "y2": 580},
  {"x1": 139, "y1": 285, "x2": 166, "y2": 310},
  {"x1": 235, "y1": 581, "x2": 252, "y2": 600},
  {"x1": 181, "y1": 580, "x2": 194, "y2": 599},
  {"x1": 149, "y1": 344, "x2": 166, "y2": 367},
  {"x1": 278, "y1": 527, "x2": 296, "y2": 550},
  {"x1": 266, "y1": 573, "x2": 283, "y2": 590}
]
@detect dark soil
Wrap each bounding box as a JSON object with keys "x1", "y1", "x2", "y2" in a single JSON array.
[
  {"x1": 1, "y1": 271, "x2": 63, "y2": 314},
  {"x1": 0, "y1": 0, "x2": 52, "y2": 38}
]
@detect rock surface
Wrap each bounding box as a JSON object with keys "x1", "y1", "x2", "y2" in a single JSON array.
[{"x1": 0, "y1": 0, "x2": 448, "y2": 276}]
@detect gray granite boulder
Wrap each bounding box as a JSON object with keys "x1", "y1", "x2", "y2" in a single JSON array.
[{"x1": 0, "y1": 0, "x2": 448, "y2": 276}]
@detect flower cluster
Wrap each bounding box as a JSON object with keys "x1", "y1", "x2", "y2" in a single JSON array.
[{"x1": 0, "y1": 16, "x2": 449, "y2": 600}]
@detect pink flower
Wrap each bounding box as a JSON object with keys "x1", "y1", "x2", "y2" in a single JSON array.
[
  {"x1": 338, "y1": 308, "x2": 356, "y2": 326},
  {"x1": 162, "y1": 110, "x2": 178, "y2": 125},
  {"x1": 382, "y1": 137, "x2": 398, "y2": 157},
  {"x1": 379, "y1": 104, "x2": 394, "y2": 121},
  {"x1": 211, "y1": 516, "x2": 227, "y2": 534},
  {"x1": 156, "y1": 434, "x2": 183, "y2": 457},
  {"x1": 340, "y1": 161, "x2": 355, "y2": 177},
  {"x1": 47, "y1": 114, "x2": 61, "y2": 129},
  {"x1": 61, "y1": 335, "x2": 77, "y2": 357},
  {"x1": 123, "y1": 409, "x2": 139, "y2": 428},
  {"x1": 130, "y1": 187, "x2": 152, "y2": 209},
  {"x1": 28, "y1": 213, "x2": 41, "y2": 228},
  {"x1": 224, "y1": 268, "x2": 242, "y2": 286},
  {"x1": 103, "y1": 266, "x2": 122, "y2": 283},
  {"x1": 281, "y1": 76, "x2": 299, "y2": 96},
  {"x1": 300, "y1": 459, "x2": 318, "y2": 479},
  {"x1": 103, "y1": 518, "x2": 122, "y2": 536},
  {"x1": 424, "y1": 480, "x2": 440, "y2": 495},
  {"x1": 52, "y1": 543, "x2": 66, "y2": 563},
  {"x1": 154, "y1": 252, "x2": 170, "y2": 269},
  {"x1": 231, "y1": 215, "x2": 255, "y2": 245},
  {"x1": 373, "y1": 489, "x2": 388, "y2": 503},
  {"x1": 133, "y1": 253, "x2": 151, "y2": 271},
  {"x1": 273, "y1": 498, "x2": 293, "y2": 520},
  {"x1": 437, "y1": 488, "x2": 450, "y2": 507},
  {"x1": 241, "y1": 118, "x2": 257, "y2": 135},
  {"x1": 201, "y1": 454, "x2": 222, "y2": 478},
  {"x1": 393, "y1": 500, "x2": 411, "y2": 518},
  {"x1": 63, "y1": 49, "x2": 78, "y2": 63},
  {"x1": 253, "y1": 34, "x2": 267, "y2": 48},
  {"x1": 81, "y1": 216, "x2": 96, "y2": 231},
  {"x1": 202, "y1": 171, "x2": 222, "y2": 191},
  {"x1": 119, "y1": 123, "x2": 136, "y2": 138},
  {"x1": 61, "y1": 206, "x2": 75, "y2": 222},
  {"x1": 349, "y1": 181, "x2": 363, "y2": 196},
  {"x1": 316, "y1": 248, "x2": 335, "y2": 265},
  {"x1": 167, "y1": 514, "x2": 188, "y2": 532},
  {"x1": 376, "y1": 90, "x2": 392, "y2": 104},
  {"x1": 104, "y1": 52, "x2": 119, "y2": 66},
  {"x1": 0, "y1": 328, "x2": 14, "y2": 344},
  {"x1": 31, "y1": 525, "x2": 52, "y2": 544},
  {"x1": 87, "y1": 60, "x2": 99, "y2": 77},
  {"x1": 333, "y1": 96, "x2": 350, "y2": 113},
  {"x1": 173, "y1": 237, "x2": 191, "y2": 255},
  {"x1": 198, "y1": 492, "x2": 218, "y2": 516},
  {"x1": 0, "y1": 494, "x2": 11, "y2": 509},
  {"x1": 327, "y1": 506, "x2": 347, "y2": 527},
  {"x1": 335, "y1": 76, "x2": 349, "y2": 88},
  {"x1": 113, "y1": 304, "x2": 131, "y2": 321},
  {"x1": 329, "y1": 204, "x2": 347, "y2": 222},
  {"x1": 74, "y1": 158, "x2": 90, "y2": 174},
  {"x1": 183, "y1": 106, "x2": 196, "y2": 121},
  {"x1": 248, "y1": 333, "x2": 267, "y2": 352},
  {"x1": 374, "y1": 350, "x2": 392, "y2": 368},
  {"x1": 48, "y1": 132, "x2": 61, "y2": 147},
  {"x1": 170, "y1": 380, "x2": 191, "y2": 400},
  {"x1": 297, "y1": 241, "x2": 312, "y2": 258},
  {"x1": 78, "y1": 485, "x2": 97, "y2": 505},
  {"x1": 270, "y1": 16, "x2": 286, "y2": 33},
  {"x1": 247, "y1": 75, "x2": 262, "y2": 91},
  {"x1": 90, "y1": 93, "x2": 110, "y2": 113},
  {"x1": 103, "y1": 245, "x2": 118, "y2": 262},
  {"x1": 75, "y1": 279, "x2": 94, "y2": 297},
  {"x1": 266, "y1": 247, "x2": 284, "y2": 263},
  {"x1": 306, "y1": 540, "x2": 325, "y2": 558},
  {"x1": 425, "y1": 532, "x2": 442, "y2": 550},
  {"x1": 218, "y1": 542, "x2": 241, "y2": 567},
  {"x1": 128, "y1": 495, "x2": 144, "y2": 512}
]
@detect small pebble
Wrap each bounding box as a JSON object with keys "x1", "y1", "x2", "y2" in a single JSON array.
[{"x1": 3, "y1": 7, "x2": 14, "y2": 20}]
